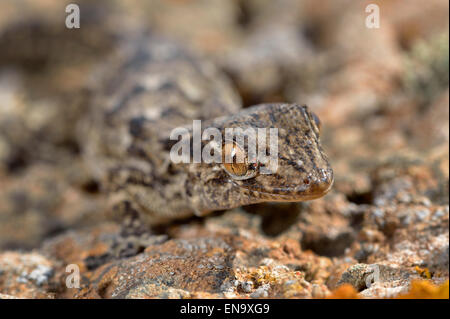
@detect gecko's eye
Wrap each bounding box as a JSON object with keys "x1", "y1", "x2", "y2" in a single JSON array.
[
  {"x1": 311, "y1": 112, "x2": 321, "y2": 134},
  {"x1": 222, "y1": 142, "x2": 258, "y2": 180}
]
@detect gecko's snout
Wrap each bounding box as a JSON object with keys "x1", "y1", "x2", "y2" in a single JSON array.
[{"x1": 300, "y1": 167, "x2": 334, "y2": 200}]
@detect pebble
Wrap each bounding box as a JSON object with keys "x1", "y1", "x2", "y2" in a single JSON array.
[{"x1": 250, "y1": 284, "x2": 270, "y2": 298}]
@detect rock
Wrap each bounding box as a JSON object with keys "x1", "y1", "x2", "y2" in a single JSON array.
[
  {"x1": 0, "y1": 251, "x2": 58, "y2": 298},
  {"x1": 250, "y1": 284, "x2": 270, "y2": 298},
  {"x1": 71, "y1": 236, "x2": 236, "y2": 298},
  {"x1": 338, "y1": 263, "x2": 412, "y2": 292},
  {"x1": 0, "y1": 164, "x2": 108, "y2": 250}
]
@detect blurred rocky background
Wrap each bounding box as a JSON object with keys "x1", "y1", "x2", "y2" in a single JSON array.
[{"x1": 0, "y1": 0, "x2": 448, "y2": 298}]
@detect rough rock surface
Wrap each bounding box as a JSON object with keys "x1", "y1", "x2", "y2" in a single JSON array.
[{"x1": 0, "y1": 0, "x2": 448, "y2": 299}]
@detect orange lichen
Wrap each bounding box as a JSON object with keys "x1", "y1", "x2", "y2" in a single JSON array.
[
  {"x1": 283, "y1": 282, "x2": 305, "y2": 298},
  {"x1": 396, "y1": 280, "x2": 449, "y2": 299},
  {"x1": 249, "y1": 266, "x2": 279, "y2": 286},
  {"x1": 415, "y1": 266, "x2": 432, "y2": 279},
  {"x1": 326, "y1": 284, "x2": 360, "y2": 299}
]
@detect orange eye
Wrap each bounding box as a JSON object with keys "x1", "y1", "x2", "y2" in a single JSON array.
[{"x1": 222, "y1": 142, "x2": 248, "y2": 177}]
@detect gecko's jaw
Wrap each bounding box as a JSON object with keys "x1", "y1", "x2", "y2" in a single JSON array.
[{"x1": 235, "y1": 167, "x2": 334, "y2": 202}]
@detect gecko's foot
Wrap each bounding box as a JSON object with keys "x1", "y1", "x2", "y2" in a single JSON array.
[
  {"x1": 83, "y1": 229, "x2": 168, "y2": 270},
  {"x1": 84, "y1": 203, "x2": 168, "y2": 270},
  {"x1": 111, "y1": 206, "x2": 168, "y2": 258}
]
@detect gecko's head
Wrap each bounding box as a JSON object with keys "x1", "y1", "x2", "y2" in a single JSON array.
[{"x1": 199, "y1": 104, "x2": 333, "y2": 209}]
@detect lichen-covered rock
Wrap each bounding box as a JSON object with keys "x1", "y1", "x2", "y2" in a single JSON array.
[
  {"x1": 71, "y1": 236, "x2": 236, "y2": 298},
  {"x1": 0, "y1": 251, "x2": 58, "y2": 298}
]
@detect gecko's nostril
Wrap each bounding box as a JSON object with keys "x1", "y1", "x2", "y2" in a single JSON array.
[
  {"x1": 302, "y1": 168, "x2": 334, "y2": 199},
  {"x1": 317, "y1": 170, "x2": 334, "y2": 194}
]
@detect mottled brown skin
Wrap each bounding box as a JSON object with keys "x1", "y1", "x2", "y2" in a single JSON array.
[{"x1": 83, "y1": 36, "x2": 334, "y2": 226}]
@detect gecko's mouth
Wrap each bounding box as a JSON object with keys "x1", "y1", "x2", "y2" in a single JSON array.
[{"x1": 233, "y1": 170, "x2": 334, "y2": 201}]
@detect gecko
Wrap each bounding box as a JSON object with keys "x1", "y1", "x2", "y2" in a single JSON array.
[{"x1": 81, "y1": 35, "x2": 334, "y2": 228}]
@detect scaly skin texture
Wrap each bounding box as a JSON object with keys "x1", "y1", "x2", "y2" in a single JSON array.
[{"x1": 83, "y1": 36, "x2": 334, "y2": 226}]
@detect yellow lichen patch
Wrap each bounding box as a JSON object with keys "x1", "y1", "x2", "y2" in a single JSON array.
[
  {"x1": 415, "y1": 266, "x2": 432, "y2": 279},
  {"x1": 249, "y1": 266, "x2": 279, "y2": 286},
  {"x1": 396, "y1": 280, "x2": 449, "y2": 299},
  {"x1": 326, "y1": 284, "x2": 360, "y2": 299},
  {"x1": 283, "y1": 281, "x2": 304, "y2": 298}
]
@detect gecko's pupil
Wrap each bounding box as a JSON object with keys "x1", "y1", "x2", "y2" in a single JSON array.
[{"x1": 223, "y1": 142, "x2": 248, "y2": 177}]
